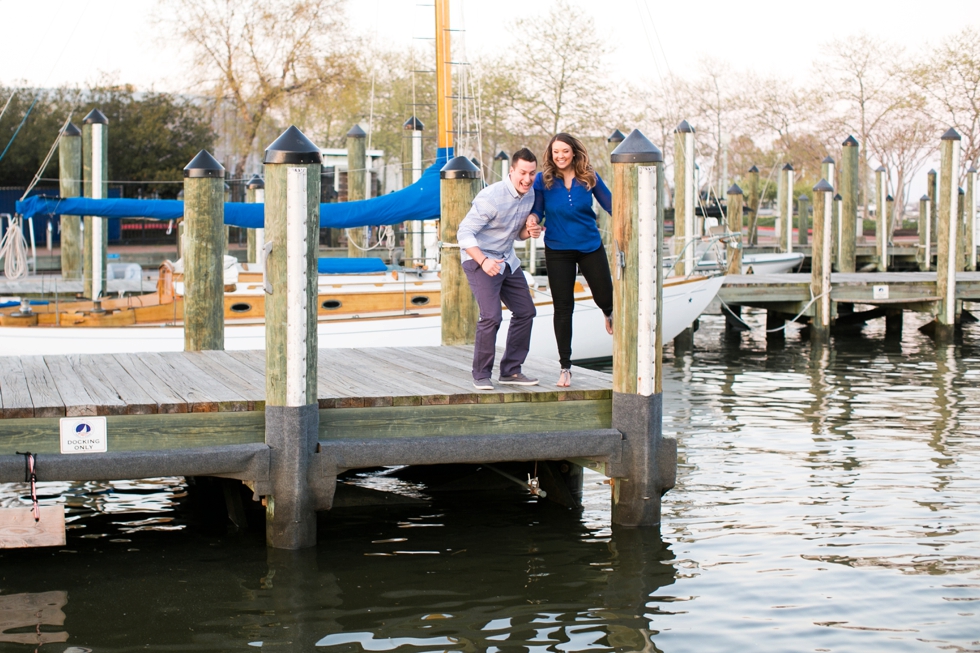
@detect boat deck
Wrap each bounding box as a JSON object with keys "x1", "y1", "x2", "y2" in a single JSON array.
[{"x1": 0, "y1": 347, "x2": 619, "y2": 484}]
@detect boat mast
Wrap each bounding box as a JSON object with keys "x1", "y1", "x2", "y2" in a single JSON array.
[{"x1": 434, "y1": 0, "x2": 453, "y2": 158}]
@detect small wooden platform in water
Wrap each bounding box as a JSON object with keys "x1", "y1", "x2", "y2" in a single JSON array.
[
  {"x1": 719, "y1": 271, "x2": 980, "y2": 314},
  {"x1": 0, "y1": 347, "x2": 618, "y2": 486}
]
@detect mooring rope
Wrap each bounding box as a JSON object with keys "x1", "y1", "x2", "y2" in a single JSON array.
[{"x1": 0, "y1": 214, "x2": 30, "y2": 280}]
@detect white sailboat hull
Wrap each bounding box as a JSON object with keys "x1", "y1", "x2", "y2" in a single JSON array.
[{"x1": 0, "y1": 276, "x2": 724, "y2": 359}]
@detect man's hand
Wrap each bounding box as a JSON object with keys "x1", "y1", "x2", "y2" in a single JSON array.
[
  {"x1": 524, "y1": 214, "x2": 543, "y2": 239},
  {"x1": 481, "y1": 257, "x2": 505, "y2": 276}
]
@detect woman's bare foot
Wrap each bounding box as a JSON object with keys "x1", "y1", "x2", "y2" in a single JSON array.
[
  {"x1": 556, "y1": 368, "x2": 572, "y2": 387},
  {"x1": 605, "y1": 313, "x2": 613, "y2": 335}
]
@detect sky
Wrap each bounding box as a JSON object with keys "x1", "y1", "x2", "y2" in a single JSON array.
[{"x1": 2, "y1": 0, "x2": 978, "y2": 92}]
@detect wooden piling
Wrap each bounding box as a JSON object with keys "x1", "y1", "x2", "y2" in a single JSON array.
[
  {"x1": 958, "y1": 187, "x2": 967, "y2": 272},
  {"x1": 440, "y1": 156, "x2": 481, "y2": 346},
  {"x1": 58, "y1": 123, "x2": 82, "y2": 279},
  {"x1": 936, "y1": 128, "x2": 962, "y2": 336},
  {"x1": 182, "y1": 150, "x2": 226, "y2": 352},
  {"x1": 822, "y1": 157, "x2": 836, "y2": 264},
  {"x1": 811, "y1": 179, "x2": 834, "y2": 341},
  {"x1": 928, "y1": 169, "x2": 938, "y2": 245},
  {"x1": 726, "y1": 184, "x2": 743, "y2": 276},
  {"x1": 840, "y1": 136, "x2": 860, "y2": 273},
  {"x1": 919, "y1": 194, "x2": 932, "y2": 271},
  {"x1": 262, "y1": 126, "x2": 322, "y2": 549},
  {"x1": 833, "y1": 193, "x2": 842, "y2": 270},
  {"x1": 609, "y1": 128, "x2": 673, "y2": 527},
  {"x1": 876, "y1": 166, "x2": 888, "y2": 272},
  {"x1": 968, "y1": 167, "x2": 977, "y2": 271},
  {"x1": 346, "y1": 124, "x2": 367, "y2": 257},
  {"x1": 797, "y1": 193, "x2": 809, "y2": 246},
  {"x1": 746, "y1": 165, "x2": 760, "y2": 246},
  {"x1": 245, "y1": 175, "x2": 265, "y2": 264},
  {"x1": 82, "y1": 109, "x2": 108, "y2": 299},
  {"x1": 673, "y1": 121, "x2": 695, "y2": 277},
  {"x1": 781, "y1": 165, "x2": 795, "y2": 252}
]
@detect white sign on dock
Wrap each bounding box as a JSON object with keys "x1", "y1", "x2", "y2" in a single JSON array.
[
  {"x1": 873, "y1": 285, "x2": 890, "y2": 300},
  {"x1": 59, "y1": 417, "x2": 107, "y2": 454}
]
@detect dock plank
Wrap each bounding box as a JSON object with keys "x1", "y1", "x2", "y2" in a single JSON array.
[
  {"x1": 19, "y1": 356, "x2": 65, "y2": 418},
  {"x1": 378, "y1": 347, "x2": 506, "y2": 404},
  {"x1": 0, "y1": 357, "x2": 34, "y2": 418},
  {"x1": 42, "y1": 356, "x2": 98, "y2": 417},
  {"x1": 187, "y1": 351, "x2": 265, "y2": 410},
  {"x1": 66, "y1": 355, "x2": 129, "y2": 416},
  {"x1": 347, "y1": 348, "x2": 459, "y2": 405},
  {"x1": 91, "y1": 354, "x2": 159, "y2": 415},
  {"x1": 111, "y1": 354, "x2": 189, "y2": 414},
  {"x1": 134, "y1": 352, "x2": 242, "y2": 412}
]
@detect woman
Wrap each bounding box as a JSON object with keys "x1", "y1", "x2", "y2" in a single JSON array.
[{"x1": 528, "y1": 133, "x2": 613, "y2": 387}]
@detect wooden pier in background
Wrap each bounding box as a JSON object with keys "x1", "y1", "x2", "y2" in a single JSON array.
[{"x1": 720, "y1": 271, "x2": 980, "y2": 315}]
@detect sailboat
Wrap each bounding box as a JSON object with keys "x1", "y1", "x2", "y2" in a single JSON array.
[{"x1": 1, "y1": 0, "x2": 723, "y2": 359}]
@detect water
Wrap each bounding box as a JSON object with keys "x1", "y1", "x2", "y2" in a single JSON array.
[{"x1": 2, "y1": 310, "x2": 979, "y2": 652}]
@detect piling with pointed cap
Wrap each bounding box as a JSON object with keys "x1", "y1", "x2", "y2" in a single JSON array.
[
  {"x1": 609, "y1": 128, "x2": 674, "y2": 527},
  {"x1": 840, "y1": 136, "x2": 860, "y2": 273},
  {"x1": 181, "y1": 150, "x2": 225, "y2": 352},
  {"x1": 726, "y1": 184, "x2": 744, "y2": 276},
  {"x1": 493, "y1": 150, "x2": 509, "y2": 182},
  {"x1": 958, "y1": 187, "x2": 967, "y2": 271},
  {"x1": 608, "y1": 129, "x2": 626, "y2": 144},
  {"x1": 673, "y1": 120, "x2": 695, "y2": 277},
  {"x1": 346, "y1": 124, "x2": 368, "y2": 257},
  {"x1": 440, "y1": 156, "x2": 481, "y2": 346},
  {"x1": 919, "y1": 194, "x2": 932, "y2": 271},
  {"x1": 746, "y1": 165, "x2": 760, "y2": 246},
  {"x1": 780, "y1": 164, "x2": 795, "y2": 252},
  {"x1": 811, "y1": 179, "x2": 835, "y2": 341},
  {"x1": 58, "y1": 122, "x2": 82, "y2": 279},
  {"x1": 875, "y1": 166, "x2": 889, "y2": 272},
  {"x1": 82, "y1": 109, "x2": 108, "y2": 299},
  {"x1": 797, "y1": 193, "x2": 810, "y2": 246},
  {"x1": 822, "y1": 157, "x2": 837, "y2": 264},
  {"x1": 928, "y1": 169, "x2": 939, "y2": 246},
  {"x1": 936, "y1": 127, "x2": 962, "y2": 337},
  {"x1": 261, "y1": 126, "x2": 322, "y2": 549},
  {"x1": 968, "y1": 166, "x2": 977, "y2": 271},
  {"x1": 245, "y1": 175, "x2": 265, "y2": 263}
]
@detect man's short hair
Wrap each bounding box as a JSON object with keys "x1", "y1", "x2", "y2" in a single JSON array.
[{"x1": 511, "y1": 147, "x2": 537, "y2": 166}]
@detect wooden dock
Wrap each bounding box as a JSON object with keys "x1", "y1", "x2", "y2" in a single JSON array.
[
  {"x1": 0, "y1": 347, "x2": 623, "y2": 491},
  {"x1": 719, "y1": 271, "x2": 980, "y2": 316}
]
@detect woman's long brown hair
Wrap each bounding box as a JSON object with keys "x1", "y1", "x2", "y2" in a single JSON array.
[{"x1": 542, "y1": 133, "x2": 597, "y2": 191}]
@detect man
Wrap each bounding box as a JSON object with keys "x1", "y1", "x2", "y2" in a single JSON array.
[{"x1": 457, "y1": 147, "x2": 543, "y2": 390}]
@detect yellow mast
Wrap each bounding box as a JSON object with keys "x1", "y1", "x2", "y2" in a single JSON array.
[{"x1": 434, "y1": 0, "x2": 453, "y2": 153}]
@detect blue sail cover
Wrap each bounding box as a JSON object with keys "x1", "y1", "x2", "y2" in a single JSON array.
[{"x1": 14, "y1": 149, "x2": 451, "y2": 229}]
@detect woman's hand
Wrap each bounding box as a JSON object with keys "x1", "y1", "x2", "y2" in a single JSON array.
[{"x1": 524, "y1": 214, "x2": 543, "y2": 239}]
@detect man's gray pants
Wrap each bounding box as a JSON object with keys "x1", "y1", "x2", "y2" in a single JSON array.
[{"x1": 462, "y1": 260, "x2": 537, "y2": 380}]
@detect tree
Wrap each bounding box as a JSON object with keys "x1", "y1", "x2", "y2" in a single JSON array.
[
  {"x1": 818, "y1": 34, "x2": 907, "y2": 219},
  {"x1": 910, "y1": 26, "x2": 980, "y2": 177},
  {"x1": 507, "y1": 0, "x2": 611, "y2": 137},
  {"x1": 0, "y1": 83, "x2": 214, "y2": 196},
  {"x1": 867, "y1": 99, "x2": 937, "y2": 226},
  {"x1": 161, "y1": 0, "x2": 353, "y2": 178}
]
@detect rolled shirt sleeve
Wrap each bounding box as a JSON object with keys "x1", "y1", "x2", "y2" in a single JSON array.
[{"x1": 457, "y1": 197, "x2": 494, "y2": 252}]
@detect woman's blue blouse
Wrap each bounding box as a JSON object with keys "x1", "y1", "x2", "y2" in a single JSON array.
[{"x1": 531, "y1": 172, "x2": 612, "y2": 252}]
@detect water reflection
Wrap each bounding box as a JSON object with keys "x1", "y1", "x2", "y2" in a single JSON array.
[{"x1": 1, "y1": 309, "x2": 979, "y2": 651}]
